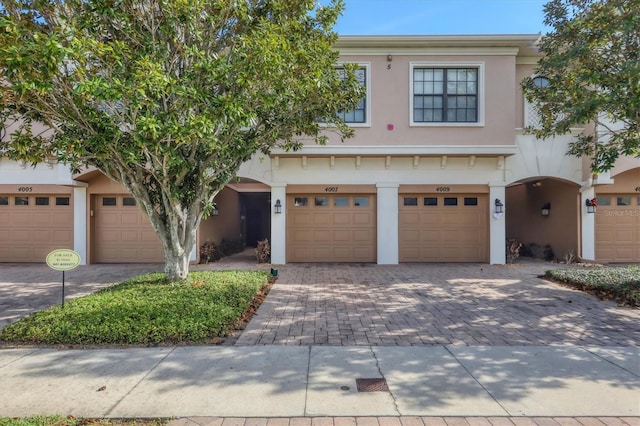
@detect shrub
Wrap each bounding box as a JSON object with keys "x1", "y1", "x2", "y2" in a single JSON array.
[
  {"x1": 199, "y1": 241, "x2": 222, "y2": 263},
  {"x1": 255, "y1": 238, "x2": 271, "y2": 263},
  {"x1": 545, "y1": 266, "x2": 640, "y2": 307},
  {"x1": 0, "y1": 271, "x2": 270, "y2": 345},
  {"x1": 506, "y1": 239, "x2": 522, "y2": 263},
  {"x1": 543, "y1": 244, "x2": 555, "y2": 262},
  {"x1": 220, "y1": 236, "x2": 245, "y2": 256}
]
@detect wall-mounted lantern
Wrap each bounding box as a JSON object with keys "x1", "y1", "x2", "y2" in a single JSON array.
[
  {"x1": 494, "y1": 198, "x2": 504, "y2": 214},
  {"x1": 585, "y1": 198, "x2": 597, "y2": 214},
  {"x1": 274, "y1": 199, "x2": 282, "y2": 214},
  {"x1": 541, "y1": 203, "x2": 550, "y2": 216},
  {"x1": 211, "y1": 206, "x2": 219, "y2": 216}
]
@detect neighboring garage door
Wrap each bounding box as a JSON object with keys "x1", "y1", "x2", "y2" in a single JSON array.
[
  {"x1": 399, "y1": 193, "x2": 488, "y2": 262},
  {"x1": 0, "y1": 194, "x2": 73, "y2": 262},
  {"x1": 287, "y1": 193, "x2": 376, "y2": 262},
  {"x1": 93, "y1": 195, "x2": 163, "y2": 263},
  {"x1": 595, "y1": 194, "x2": 640, "y2": 263}
]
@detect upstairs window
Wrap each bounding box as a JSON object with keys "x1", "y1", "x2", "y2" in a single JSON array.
[
  {"x1": 413, "y1": 67, "x2": 478, "y2": 123},
  {"x1": 337, "y1": 64, "x2": 370, "y2": 126}
]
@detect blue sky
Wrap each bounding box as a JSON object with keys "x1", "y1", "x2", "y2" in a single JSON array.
[{"x1": 332, "y1": 0, "x2": 551, "y2": 35}]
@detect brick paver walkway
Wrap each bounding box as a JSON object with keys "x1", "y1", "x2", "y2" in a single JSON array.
[
  {"x1": 168, "y1": 417, "x2": 640, "y2": 426},
  {"x1": 236, "y1": 262, "x2": 640, "y2": 346}
]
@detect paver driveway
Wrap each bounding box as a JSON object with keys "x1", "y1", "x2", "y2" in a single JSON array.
[
  {"x1": 1, "y1": 256, "x2": 639, "y2": 346},
  {"x1": 236, "y1": 262, "x2": 640, "y2": 346}
]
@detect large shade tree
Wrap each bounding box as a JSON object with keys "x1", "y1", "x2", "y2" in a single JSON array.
[
  {"x1": 0, "y1": 0, "x2": 363, "y2": 279},
  {"x1": 522, "y1": 0, "x2": 640, "y2": 173}
]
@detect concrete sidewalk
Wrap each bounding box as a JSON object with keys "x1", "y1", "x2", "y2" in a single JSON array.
[{"x1": 1, "y1": 345, "x2": 638, "y2": 419}]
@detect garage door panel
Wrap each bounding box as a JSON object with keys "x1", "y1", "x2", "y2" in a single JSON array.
[
  {"x1": 400, "y1": 212, "x2": 420, "y2": 225},
  {"x1": 596, "y1": 193, "x2": 639, "y2": 263},
  {"x1": 120, "y1": 213, "x2": 140, "y2": 226},
  {"x1": 399, "y1": 193, "x2": 487, "y2": 262},
  {"x1": 331, "y1": 230, "x2": 351, "y2": 242},
  {"x1": 291, "y1": 229, "x2": 312, "y2": 242},
  {"x1": 313, "y1": 230, "x2": 332, "y2": 242},
  {"x1": 352, "y1": 212, "x2": 373, "y2": 225},
  {"x1": 333, "y1": 213, "x2": 351, "y2": 225},
  {"x1": 291, "y1": 214, "x2": 312, "y2": 226},
  {"x1": 94, "y1": 195, "x2": 163, "y2": 263},
  {"x1": 0, "y1": 193, "x2": 73, "y2": 262},
  {"x1": 11, "y1": 214, "x2": 31, "y2": 226},
  {"x1": 287, "y1": 193, "x2": 376, "y2": 262}
]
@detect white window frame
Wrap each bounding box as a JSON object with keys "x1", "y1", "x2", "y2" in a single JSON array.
[
  {"x1": 409, "y1": 61, "x2": 485, "y2": 127},
  {"x1": 337, "y1": 61, "x2": 372, "y2": 128}
]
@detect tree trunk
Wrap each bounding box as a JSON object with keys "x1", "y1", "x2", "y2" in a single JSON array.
[{"x1": 163, "y1": 249, "x2": 190, "y2": 281}]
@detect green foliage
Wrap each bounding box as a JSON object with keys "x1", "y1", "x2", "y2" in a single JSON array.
[
  {"x1": 546, "y1": 266, "x2": 640, "y2": 306},
  {"x1": 0, "y1": 0, "x2": 363, "y2": 279},
  {"x1": 522, "y1": 0, "x2": 640, "y2": 172},
  {"x1": 255, "y1": 238, "x2": 271, "y2": 263},
  {"x1": 199, "y1": 241, "x2": 223, "y2": 263},
  {"x1": 0, "y1": 417, "x2": 167, "y2": 426},
  {"x1": 506, "y1": 239, "x2": 522, "y2": 264},
  {"x1": 0, "y1": 271, "x2": 269, "y2": 345},
  {"x1": 219, "y1": 236, "x2": 245, "y2": 256}
]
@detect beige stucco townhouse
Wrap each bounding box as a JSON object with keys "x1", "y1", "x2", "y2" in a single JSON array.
[{"x1": 1, "y1": 35, "x2": 639, "y2": 265}]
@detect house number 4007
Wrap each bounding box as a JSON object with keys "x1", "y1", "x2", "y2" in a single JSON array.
[
  {"x1": 635, "y1": 187, "x2": 640, "y2": 192},
  {"x1": 325, "y1": 187, "x2": 339, "y2": 192}
]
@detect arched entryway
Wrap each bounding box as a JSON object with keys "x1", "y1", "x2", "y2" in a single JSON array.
[{"x1": 506, "y1": 177, "x2": 581, "y2": 262}]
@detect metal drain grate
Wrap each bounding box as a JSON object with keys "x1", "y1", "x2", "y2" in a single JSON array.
[{"x1": 355, "y1": 378, "x2": 389, "y2": 392}]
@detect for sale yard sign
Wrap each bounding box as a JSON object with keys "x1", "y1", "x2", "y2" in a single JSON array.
[{"x1": 46, "y1": 249, "x2": 81, "y2": 271}]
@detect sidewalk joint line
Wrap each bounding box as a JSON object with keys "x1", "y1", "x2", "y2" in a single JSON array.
[
  {"x1": 303, "y1": 345, "x2": 311, "y2": 416},
  {"x1": 444, "y1": 345, "x2": 511, "y2": 416},
  {"x1": 370, "y1": 346, "x2": 401, "y2": 415},
  {"x1": 585, "y1": 347, "x2": 640, "y2": 378},
  {"x1": 104, "y1": 346, "x2": 177, "y2": 417},
  {"x1": 0, "y1": 348, "x2": 40, "y2": 369}
]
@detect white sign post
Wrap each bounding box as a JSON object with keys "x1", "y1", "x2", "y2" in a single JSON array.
[{"x1": 46, "y1": 249, "x2": 81, "y2": 308}]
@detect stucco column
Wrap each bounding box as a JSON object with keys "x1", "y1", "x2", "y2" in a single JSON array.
[
  {"x1": 73, "y1": 185, "x2": 88, "y2": 265},
  {"x1": 376, "y1": 183, "x2": 399, "y2": 265},
  {"x1": 580, "y1": 185, "x2": 596, "y2": 261},
  {"x1": 489, "y1": 184, "x2": 506, "y2": 265},
  {"x1": 270, "y1": 184, "x2": 287, "y2": 265}
]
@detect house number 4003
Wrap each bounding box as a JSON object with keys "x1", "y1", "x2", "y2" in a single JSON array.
[{"x1": 436, "y1": 187, "x2": 451, "y2": 192}]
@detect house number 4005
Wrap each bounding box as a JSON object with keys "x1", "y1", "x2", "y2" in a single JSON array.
[{"x1": 18, "y1": 187, "x2": 33, "y2": 192}]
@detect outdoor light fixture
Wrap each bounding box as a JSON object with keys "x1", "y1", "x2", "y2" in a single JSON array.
[
  {"x1": 541, "y1": 203, "x2": 550, "y2": 216},
  {"x1": 274, "y1": 199, "x2": 282, "y2": 214},
  {"x1": 585, "y1": 198, "x2": 597, "y2": 214},
  {"x1": 211, "y1": 206, "x2": 219, "y2": 216},
  {"x1": 494, "y1": 198, "x2": 504, "y2": 214}
]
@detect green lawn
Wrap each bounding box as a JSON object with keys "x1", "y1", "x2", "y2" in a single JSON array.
[
  {"x1": 0, "y1": 271, "x2": 270, "y2": 346},
  {"x1": 545, "y1": 266, "x2": 640, "y2": 307},
  {"x1": 0, "y1": 416, "x2": 167, "y2": 426}
]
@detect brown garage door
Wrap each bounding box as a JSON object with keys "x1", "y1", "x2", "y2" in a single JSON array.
[
  {"x1": 399, "y1": 194, "x2": 488, "y2": 262},
  {"x1": 595, "y1": 194, "x2": 640, "y2": 263},
  {"x1": 93, "y1": 195, "x2": 163, "y2": 263},
  {"x1": 0, "y1": 194, "x2": 73, "y2": 262},
  {"x1": 287, "y1": 194, "x2": 376, "y2": 262}
]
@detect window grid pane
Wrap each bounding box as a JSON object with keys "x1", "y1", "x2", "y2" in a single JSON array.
[
  {"x1": 404, "y1": 197, "x2": 418, "y2": 206},
  {"x1": 15, "y1": 196, "x2": 29, "y2": 206},
  {"x1": 0, "y1": 196, "x2": 8, "y2": 206},
  {"x1": 35, "y1": 197, "x2": 50, "y2": 206},
  {"x1": 56, "y1": 197, "x2": 70, "y2": 206},
  {"x1": 354, "y1": 197, "x2": 369, "y2": 207},
  {"x1": 413, "y1": 67, "x2": 478, "y2": 123},
  {"x1": 444, "y1": 197, "x2": 458, "y2": 206},
  {"x1": 338, "y1": 67, "x2": 367, "y2": 123}
]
